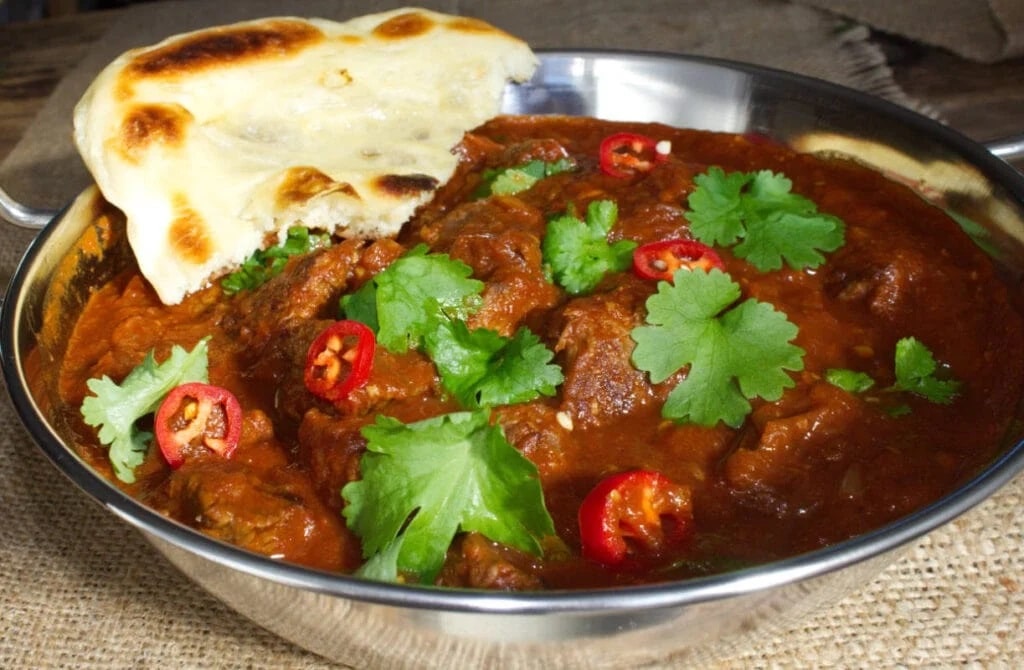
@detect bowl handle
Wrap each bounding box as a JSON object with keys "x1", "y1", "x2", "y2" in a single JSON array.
[
  {"x1": 0, "y1": 186, "x2": 58, "y2": 229},
  {"x1": 985, "y1": 133, "x2": 1024, "y2": 168}
]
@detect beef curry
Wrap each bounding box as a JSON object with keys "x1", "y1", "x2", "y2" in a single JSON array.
[{"x1": 57, "y1": 115, "x2": 1024, "y2": 590}]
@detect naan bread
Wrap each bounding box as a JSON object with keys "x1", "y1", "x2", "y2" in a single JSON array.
[{"x1": 73, "y1": 8, "x2": 537, "y2": 304}]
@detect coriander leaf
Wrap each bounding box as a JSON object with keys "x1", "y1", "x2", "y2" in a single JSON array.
[
  {"x1": 824, "y1": 340, "x2": 958, "y2": 412},
  {"x1": 631, "y1": 269, "x2": 804, "y2": 428},
  {"x1": 426, "y1": 321, "x2": 563, "y2": 408},
  {"x1": 340, "y1": 280, "x2": 379, "y2": 332},
  {"x1": 342, "y1": 411, "x2": 554, "y2": 583},
  {"x1": 355, "y1": 534, "x2": 405, "y2": 582},
  {"x1": 890, "y1": 337, "x2": 960, "y2": 404},
  {"x1": 542, "y1": 199, "x2": 637, "y2": 295},
  {"x1": 825, "y1": 368, "x2": 876, "y2": 394},
  {"x1": 476, "y1": 158, "x2": 575, "y2": 198},
  {"x1": 369, "y1": 245, "x2": 484, "y2": 352},
  {"x1": 476, "y1": 327, "x2": 563, "y2": 407},
  {"x1": 221, "y1": 226, "x2": 331, "y2": 294},
  {"x1": 425, "y1": 319, "x2": 507, "y2": 406},
  {"x1": 341, "y1": 244, "x2": 561, "y2": 409},
  {"x1": 684, "y1": 167, "x2": 750, "y2": 246},
  {"x1": 685, "y1": 168, "x2": 845, "y2": 271},
  {"x1": 80, "y1": 339, "x2": 210, "y2": 483},
  {"x1": 734, "y1": 209, "x2": 846, "y2": 271}
]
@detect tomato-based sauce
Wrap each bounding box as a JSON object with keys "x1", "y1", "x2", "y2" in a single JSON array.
[{"x1": 57, "y1": 116, "x2": 1024, "y2": 589}]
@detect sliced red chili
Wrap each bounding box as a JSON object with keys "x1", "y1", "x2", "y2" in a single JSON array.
[
  {"x1": 154, "y1": 382, "x2": 242, "y2": 469},
  {"x1": 578, "y1": 469, "x2": 693, "y2": 567},
  {"x1": 598, "y1": 132, "x2": 669, "y2": 178},
  {"x1": 633, "y1": 239, "x2": 725, "y2": 281},
  {"x1": 304, "y1": 320, "x2": 376, "y2": 403}
]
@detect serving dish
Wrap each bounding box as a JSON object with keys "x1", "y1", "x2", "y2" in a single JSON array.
[{"x1": 3, "y1": 50, "x2": 1024, "y2": 668}]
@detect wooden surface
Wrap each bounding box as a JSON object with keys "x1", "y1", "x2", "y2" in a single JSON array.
[
  {"x1": 879, "y1": 35, "x2": 1024, "y2": 145},
  {"x1": 0, "y1": 11, "x2": 111, "y2": 160},
  {"x1": 1, "y1": 9, "x2": 1024, "y2": 163}
]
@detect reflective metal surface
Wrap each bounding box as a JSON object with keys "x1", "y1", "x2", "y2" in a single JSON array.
[
  {"x1": 0, "y1": 185, "x2": 56, "y2": 229},
  {"x1": 3, "y1": 51, "x2": 1024, "y2": 667},
  {"x1": 988, "y1": 133, "x2": 1024, "y2": 165}
]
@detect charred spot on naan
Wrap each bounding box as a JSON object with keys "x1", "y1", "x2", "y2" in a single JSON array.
[
  {"x1": 373, "y1": 174, "x2": 440, "y2": 198},
  {"x1": 372, "y1": 12, "x2": 437, "y2": 39},
  {"x1": 124, "y1": 19, "x2": 324, "y2": 80},
  {"x1": 276, "y1": 167, "x2": 359, "y2": 208},
  {"x1": 169, "y1": 195, "x2": 213, "y2": 265},
  {"x1": 118, "y1": 103, "x2": 192, "y2": 162},
  {"x1": 372, "y1": 11, "x2": 507, "y2": 40}
]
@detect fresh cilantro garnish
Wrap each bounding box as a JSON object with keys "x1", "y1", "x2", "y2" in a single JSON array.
[
  {"x1": 342, "y1": 245, "x2": 561, "y2": 407},
  {"x1": 80, "y1": 339, "x2": 210, "y2": 483},
  {"x1": 891, "y1": 336, "x2": 960, "y2": 404},
  {"x1": 425, "y1": 320, "x2": 563, "y2": 408},
  {"x1": 339, "y1": 248, "x2": 561, "y2": 579},
  {"x1": 824, "y1": 368, "x2": 875, "y2": 394},
  {"x1": 342, "y1": 411, "x2": 554, "y2": 583},
  {"x1": 222, "y1": 226, "x2": 331, "y2": 294},
  {"x1": 631, "y1": 269, "x2": 804, "y2": 428},
  {"x1": 685, "y1": 167, "x2": 845, "y2": 271},
  {"x1": 343, "y1": 245, "x2": 483, "y2": 352},
  {"x1": 339, "y1": 280, "x2": 380, "y2": 332},
  {"x1": 825, "y1": 337, "x2": 959, "y2": 410},
  {"x1": 475, "y1": 158, "x2": 576, "y2": 198},
  {"x1": 356, "y1": 530, "x2": 407, "y2": 582},
  {"x1": 542, "y1": 199, "x2": 637, "y2": 295}
]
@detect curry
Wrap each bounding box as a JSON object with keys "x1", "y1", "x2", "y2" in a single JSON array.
[{"x1": 57, "y1": 115, "x2": 1024, "y2": 590}]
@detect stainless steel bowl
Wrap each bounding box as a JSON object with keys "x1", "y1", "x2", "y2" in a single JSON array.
[{"x1": 3, "y1": 51, "x2": 1024, "y2": 668}]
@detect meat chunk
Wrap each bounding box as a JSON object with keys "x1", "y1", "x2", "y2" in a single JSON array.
[
  {"x1": 414, "y1": 191, "x2": 542, "y2": 247},
  {"x1": 453, "y1": 224, "x2": 561, "y2": 336},
  {"x1": 220, "y1": 235, "x2": 424, "y2": 424},
  {"x1": 272, "y1": 321, "x2": 440, "y2": 425},
  {"x1": 297, "y1": 388, "x2": 454, "y2": 514},
  {"x1": 223, "y1": 238, "x2": 405, "y2": 353},
  {"x1": 162, "y1": 458, "x2": 359, "y2": 571},
  {"x1": 553, "y1": 283, "x2": 655, "y2": 428},
  {"x1": 223, "y1": 239, "x2": 362, "y2": 349},
  {"x1": 822, "y1": 233, "x2": 987, "y2": 337},
  {"x1": 296, "y1": 408, "x2": 367, "y2": 513},
  {"x1": 436, "y1": 533, "x2": 544, "y2": 591},
  {"x1": 412, "y1": 197, "x2": 560, "y2": 336},
  {"x1": 723, "y1": 381, "x2": 868, "y2": 494},
  {"x1": 451, "y1": 136, "x2": 569, "y2": 177},
  {"x1": 495, "y1": 401, "x2": 574, "y2": 479},
  {"x1": 345, "y1": 348, "x2": 441, "y2": 415},
  {"x1": 826, "y1": 246, "x2": 931, "y2": 323},
  {"x1": 495, "y1": 138, "x2": 572, "y2": 166}
]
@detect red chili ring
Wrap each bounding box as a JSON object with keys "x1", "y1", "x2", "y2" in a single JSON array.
[
  {"x1": 633, "y1": 239, "x2": 725, "y2": 282},
  {"x1": 303, "y1": 320, "x2": 376, "y2": 404},
  {"x1": 578, "y1": 469, "x2": 693, "y2": 566},
  {"x1": 598, "y1": 132, "x2": 668, "y2": 178},
  {"x1": 154, "y1": 382, "x2": 242, "y2": 468}
]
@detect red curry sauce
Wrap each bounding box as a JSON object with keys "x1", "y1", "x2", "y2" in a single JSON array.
[{"x1": 59, "y1": 116, "x2": 1024, "y2": 589}]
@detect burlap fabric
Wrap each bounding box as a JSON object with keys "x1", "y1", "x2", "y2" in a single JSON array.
[{"x1": 2, "y1": 1, "x2": 1022, "y2": 667}]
